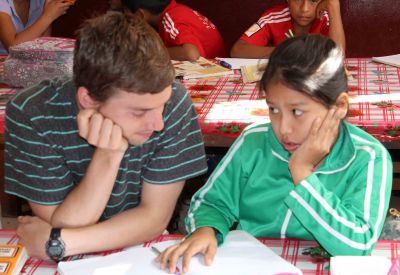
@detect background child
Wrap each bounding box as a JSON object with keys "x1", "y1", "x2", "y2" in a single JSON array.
[
  {"x1": 0, "y1": 0, "x2": 74, "y2": 54},
  {"x1": 230, "y1": 0, "x2": 345, "y2": 58},
  {"x1": 122, "y1": 0, "x2": 226, "y2": 61},
  {"x1": 158, "y1": 35, "x2": 392, "y2": 274}
]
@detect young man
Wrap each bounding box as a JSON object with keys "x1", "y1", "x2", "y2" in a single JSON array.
[
  {"x1": 5, "y1": 12, "x2": 207, "y2": 260},
  {"x1": 230, "y1": 0, "x2": 345, "y2": 58},
  {"x1": 122, "y1": 0, "x2": 226, "y2": 61}
]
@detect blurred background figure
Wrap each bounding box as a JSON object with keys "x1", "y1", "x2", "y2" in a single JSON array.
[
  {"x1": 0, "y1": 0, "x2": 74, "y2": 54},
  {"x1": 109, "y1": 0, "x2": 122, "y2": 11}
]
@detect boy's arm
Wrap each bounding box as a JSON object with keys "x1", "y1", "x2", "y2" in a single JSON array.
[
  {"x1": 230, "y1": 39, "x2": 275, "y2": 58},
  {"x1": 167, "y1": 43, "x2": 200, "y2": 61},
  {"x1": 321, "y1": 0, "x2": 346, "y2": 52},
  {"x1": 29, "y1": 108, "x2": 128, "y2": 228},
  {"x1": 17, "y1": 180, "x2": 185, "y2": 259}
]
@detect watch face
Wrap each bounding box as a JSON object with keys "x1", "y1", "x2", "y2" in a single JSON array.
[
  {"x1": 48, "y1": 243, "x2": 63, "y2": 256},
  {"x1": 46, "y1": 239, "x2": 65, "y2": 260}
]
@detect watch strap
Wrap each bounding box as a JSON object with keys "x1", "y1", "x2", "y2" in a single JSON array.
[
  {"x1": 46, "y1": 227, "x2": 65, "y2": 262},
  {"x1": 50, "y1": 228, "x2": 62, "y2": 239}
]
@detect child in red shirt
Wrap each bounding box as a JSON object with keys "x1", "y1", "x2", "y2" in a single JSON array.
[
  {"x1": 231, "y1": 0, "x2": 345, "y2": 58},
  {"x1": 122, "y1": 0, "x2": 226, "y2": 61}
]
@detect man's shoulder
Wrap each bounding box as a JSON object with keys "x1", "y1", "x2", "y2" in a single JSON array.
[
  {"x1": 169, "y1": 81, "x2": 189, "y2": 104},
  {"x1": 7, "y1": 78, "x2": 74, "y2": 113}
]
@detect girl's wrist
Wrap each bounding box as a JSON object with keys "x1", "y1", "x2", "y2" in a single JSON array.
[{"x1": 289, "y1": 164, "x2": 314, "y2": 185}]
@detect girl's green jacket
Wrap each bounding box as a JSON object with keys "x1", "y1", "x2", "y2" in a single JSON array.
[{"x1": 187, "y1": 121, "x2": 392, "y2": 256}]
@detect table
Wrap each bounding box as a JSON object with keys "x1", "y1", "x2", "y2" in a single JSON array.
[
  {"x1": 0, "y1": 230, "x2": 398, "y2": 275},
  {"x1": 1, "y1": 57, "x2": 399, "y2": 143},
  {"x1": 0, "y1": 57, "x2": 399, "y2": 216},
  {"x1": 182, "y1": 58, "x2": 400, "y2": 147}
]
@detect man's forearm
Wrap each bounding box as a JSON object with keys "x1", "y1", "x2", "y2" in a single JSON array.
[
  {"x1": 49, "y1": 148, "x2": 125, "y2": 227},
  {"x1": 60, "y1": 204, "x2": 172, "y2": 256}
]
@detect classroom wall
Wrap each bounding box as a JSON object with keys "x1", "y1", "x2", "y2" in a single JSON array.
[
  {"x1": 51, "y1": 0, "x2": 109, "y2": 38},
  {"x1": 52, "y1": 0, "x2": 400, "y2": 57}
]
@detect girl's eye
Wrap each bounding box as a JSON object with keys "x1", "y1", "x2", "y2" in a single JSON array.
[
  {"x1": 293, "y1": 109, "x2": 303, "y2": 116},
  {"x1": 268, "y1": 107, "x2": 279, "y2": 114}
]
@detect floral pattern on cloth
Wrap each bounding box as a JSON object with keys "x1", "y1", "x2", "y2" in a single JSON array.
[{"x1": 3, "y1": 37, "x2": 75, "y2": 88}]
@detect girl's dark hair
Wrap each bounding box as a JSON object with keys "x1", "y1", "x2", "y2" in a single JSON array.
[
  {"x1": 73, "y1": 12, "x2": 174, "y2": 102},
  {"x1": 122, "y1": 0, "x2": 171, "y2": 14},
  {"x1": 260, "y1": 35, "x2": 347, "y2": 107}
]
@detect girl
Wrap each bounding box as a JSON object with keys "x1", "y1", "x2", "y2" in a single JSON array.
[
  {"x1": 159, "y1": 35, "x2": 393, "y2": 273},
  {"x1": 0, "y1": 0, "x2": 73, "y2": 54}
]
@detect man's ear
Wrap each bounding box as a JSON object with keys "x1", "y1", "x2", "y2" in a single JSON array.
[
  {"x1": 77, "y1": 87, "x2": 100, "y2": 109},
  {"x1": 335, "y1": 92, "x2": 349, "y2": 119}
]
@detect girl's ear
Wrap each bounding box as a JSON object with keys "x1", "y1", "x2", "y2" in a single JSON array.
[
  {"x1": 335, "y1": 92, "x2": 349, "y2": 119},
  {"x1": 77, "y1": 87, "x2": 100, "y2": 109}
]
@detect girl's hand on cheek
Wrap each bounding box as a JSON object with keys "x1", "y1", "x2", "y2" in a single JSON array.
[{"x1": 289, "y1": 107, "x2": 343, "y2": 184}]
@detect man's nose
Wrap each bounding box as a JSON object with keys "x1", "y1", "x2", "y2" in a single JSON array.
[{"x1": 148, "y1": 110, "x2": 164, "y2": 132}]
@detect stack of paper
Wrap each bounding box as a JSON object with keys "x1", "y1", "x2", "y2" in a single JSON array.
[
  {"x1": 372, "y1": 54, "x2": 400, "y2": 68},
  {"x1": 330, "y1": 256, "x2": 392, "y2": 275},
  {"x1": 215, "y1": 58, "x2": 268, "y2": 70},
  {"x1": 173, "y1": 57, "x2": 233, "y2": 80},
  {"x1": 57, "y1": 230, "x2": 303, "y2": 275},
  {"x1": 241, "y1": 62, "x2": 268, "y2": 83}
]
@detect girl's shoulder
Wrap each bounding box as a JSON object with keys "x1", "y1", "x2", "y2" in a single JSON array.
[
  {"x1": 344, "y1": 122, "x2": 390, "y2": 158},
  {"x1": 0, "y1": 0, "x2": 12, "y2": 14}
]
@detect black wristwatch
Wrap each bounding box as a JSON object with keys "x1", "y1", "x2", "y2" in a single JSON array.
[{"x1": 45, "y1": 228, "x2": 66, "y2": 262}]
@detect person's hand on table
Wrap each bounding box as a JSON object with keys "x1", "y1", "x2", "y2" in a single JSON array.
[
  {"x1": 16, "y1": 216, "x2": 52, "y2": 260},
  {"x1": 158, "y1": 227, "x2": 218, "y2": 274}
]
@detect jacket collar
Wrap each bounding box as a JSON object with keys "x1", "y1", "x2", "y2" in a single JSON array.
[{"x1": 269, "y1": 121, "x2": 356, "y2": 173}]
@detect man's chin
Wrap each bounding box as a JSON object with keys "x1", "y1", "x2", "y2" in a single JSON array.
[{"x1": 127, "y1": 135, "x2": 153, "y2": 146}]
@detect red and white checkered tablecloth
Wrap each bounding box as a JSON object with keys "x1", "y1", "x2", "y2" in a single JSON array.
[
  {"x1": 183, "y1": 58, "x2": 400, "y2": 142},
  {"x1": 0, "y1": 230, "x2": 398, "y2": 275},
  {"x1": 1, "y1": 57, "x2": 400, "y2": 142}
]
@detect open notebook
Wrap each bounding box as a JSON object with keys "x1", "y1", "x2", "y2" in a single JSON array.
[
  {"x1": 173, "y1": 57, "x2": 233, "y2": 80},
  {"x1": 57, "y1": 230, "x2": 302, "y2": 275},
  {"x1": 372, "y1": 54, "x2": 400, "y2": 68}
]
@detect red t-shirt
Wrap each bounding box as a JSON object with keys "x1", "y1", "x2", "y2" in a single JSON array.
[
  {"x1": 240, "y1": 4, "x2": 329, "y2": 47},
  {"x1": 159, "y1": 0, "x2": 227, "y2": 58}
]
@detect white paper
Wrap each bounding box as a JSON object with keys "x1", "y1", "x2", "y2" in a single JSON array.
[
  {"x1": 58, "y1": 230, "x2": 302, "y2": 275},
  {"x1": 57, "y1": 247, "x2": 166, "y2": 275},
  {"x1": 372, "y1": 54, "x2": 400, "y2": 68},
  {"x1": 330, "y1": 256, "x2": 392, "y2": 275},
  {"x1": 153, "y1": 230, "x2": 302, "y2": 275},
  {"x1": 215, "y1": 57, "x2": 268, "y2": 69}
]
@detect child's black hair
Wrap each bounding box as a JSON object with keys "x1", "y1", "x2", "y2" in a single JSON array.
[
  {"x1": 260, "y1": 35, "x2": 347, "y2": 107},
  {"x1": 122, "y1": 0, "x2": 171, "y2": 15}
]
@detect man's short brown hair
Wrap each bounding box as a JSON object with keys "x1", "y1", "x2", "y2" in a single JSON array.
[{"x1": 73, "y1": 12, "x2": 174, "y2": 102}]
